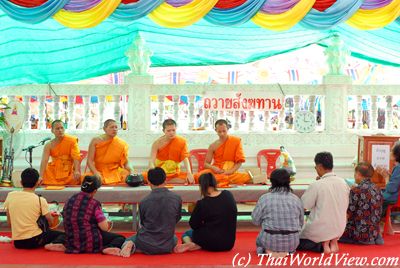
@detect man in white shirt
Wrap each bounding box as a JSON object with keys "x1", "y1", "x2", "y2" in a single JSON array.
[{"x1": 297, "y1": 152, "x2": 350, "y2": 253}]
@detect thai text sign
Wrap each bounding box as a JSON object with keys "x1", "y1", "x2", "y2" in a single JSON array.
[{"x1": 203, "y1": 92, "x2": 283, "y2": 111}]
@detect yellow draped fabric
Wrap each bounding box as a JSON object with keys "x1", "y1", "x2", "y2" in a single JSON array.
[
  {"x1": 53, "y1": 0, "x2": 121, "y2": 29},
  {"x1": 251, "y1": 0, "x2": 315, "y2": 31},
  {"x1": 149, "y1": 0, "x2": 219, "y2": 28},
  {"x1": 347, "y1": 0, "x2": 400, "y2": 30}
]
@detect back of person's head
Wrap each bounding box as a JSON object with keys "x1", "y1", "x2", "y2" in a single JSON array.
[
  {"x1": 392, "y1": 142, "x2": 400, "y2": 163},
  {"x1": 355, "y1": 162, "x2": 374, "y2": 179},
  {"x1": 199, "y1": 173, "x2": 218, "y2": 197},
  {"x1": 81, "y1": 176, "x2": 101, "y2": 193},
  {"x1": 314, "y1": 151, "x2": 334, "y2": 170},
  {"x1": 148, "y1": 167, "x2": 166, "y2": 186},
  {"x1": 214, "y1": 119, "x2": 229, "y2": 129},
  {"x1": 269, "y1": 168, "x2": 292, "y2": 193},
  {"x1": 21, "y1": 168, "x2": 40, "y2": 188},
  {"x1": 162, "y1": 119, "x2": 177, "y2": 130}
]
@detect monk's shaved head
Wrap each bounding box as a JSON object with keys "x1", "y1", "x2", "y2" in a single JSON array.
[
  {"x1": 103, "y1": 119, "x2": 116, "y2": 128},
  {"x1": 215, "y1": 119, "x2": 229, "y2": 129},
  {"x1": 51, "y1": 119, "x2": 64, "y2": 129},
  {"x1": 162, "y1": 119, "x2": 177, "y2": 131}
]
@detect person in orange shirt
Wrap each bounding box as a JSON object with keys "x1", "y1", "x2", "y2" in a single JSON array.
[
  {"x1": 143, "y1": 119, "x2": 194, "y2": 184},
  {"x1": 40, "y1": 120, "x2": 81, "y2": 185},
  {"x1": 194, "y1": 119, "x2": 251, "y2": 186},
  {"x1": 87, "y1": 119, "x2": 133, "y2": 185}
]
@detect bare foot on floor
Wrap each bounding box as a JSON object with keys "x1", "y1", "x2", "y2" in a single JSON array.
[
  {"x1": 174, "y1": 242, "x2": 200, "y2": 253},
  {"x1": 44, "y1": 243, "x2": 66, "y2": 252},
  {"x1": 103, "y1": 247, "x2": 121, "y2": 256},
  {"x1": 322, "y1": 241, "x2": 331, "y2": 254},
  {"x1": 120, "y1": 241, "x2": 134, "y2": 258},
  {"x1": 329, "y1": 239, "x2": 339, "y2": 253}
]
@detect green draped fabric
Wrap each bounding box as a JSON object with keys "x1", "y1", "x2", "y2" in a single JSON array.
[{"x1": 0, "y1": 12, "x2": 399, "y2": 87}]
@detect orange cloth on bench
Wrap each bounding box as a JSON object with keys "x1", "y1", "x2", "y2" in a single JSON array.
[
  {"x1": 143, "y1": 136, "x2": 189, "y2": 183},
  {"x1": 43, "y1": 135, "x2": 80, "y2": 186},
  {"x1": 194, "y1": 135, "x2": 250, "y2": 186},
  {"x1": 88, "y1": 137, "x2": 130, "y2": 185}
]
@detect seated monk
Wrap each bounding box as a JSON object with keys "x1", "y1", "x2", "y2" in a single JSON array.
[
  {"x1": 87, "y1": 119, "x2": 133, "y2": 185},
  {"x1": 143, "y1": 119, "x2": 194, "y2": 184},
  {"x1": 194, "y1": 119, "x2": 251, "y2": 187},
  {"x1": 40, "y1": 120, "x2": 81, "y2": 185}
]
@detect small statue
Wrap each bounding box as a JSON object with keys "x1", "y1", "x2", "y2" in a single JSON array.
[
  {"x1": 324, "y1": 35, "x2": 349, "y2": 75},
  {"x1": 125, "y1": 33, "x2": 153, "y2": 75},
  {"x1": 279, "y1": 146, "x2": 296, "y2": 181}
]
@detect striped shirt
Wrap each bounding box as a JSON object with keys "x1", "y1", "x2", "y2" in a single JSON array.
[{"x1": 252, "y1": 191, "x2": 304, "y2": 252}]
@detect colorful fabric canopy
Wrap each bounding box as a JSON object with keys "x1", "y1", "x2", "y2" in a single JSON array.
[
  {"x1": 0, "y1": 2, "x2": 399, "y2": 86},
  {"x1": 0, "y1": 0, "x2": 399, "y2": 29}
]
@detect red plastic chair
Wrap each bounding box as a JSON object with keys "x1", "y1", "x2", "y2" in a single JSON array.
[
  {"x1": 383, "y1": 188, "x2": 400, "y2": 237},
  {"x1": 189, "y1": 149, "x2": 208, "y2": 173},
  {"x1": 257, "y1": 149, "x2": 281, "y2": 178}
]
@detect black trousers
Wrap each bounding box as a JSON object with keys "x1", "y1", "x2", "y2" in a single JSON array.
[
  {"x1": 296, "y1": 239, "x2": 323, "y2": 253},
  {"x1": 101, "y1": 230, "x2": 125, "y2": 249},
  {"x1": 14, "y1": 230, "x2": 65, "y2": 249}
]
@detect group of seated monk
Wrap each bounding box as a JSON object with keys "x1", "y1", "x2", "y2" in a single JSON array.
[{"x1": 39, "y1": 118, "x2": 252, "y2": 187}]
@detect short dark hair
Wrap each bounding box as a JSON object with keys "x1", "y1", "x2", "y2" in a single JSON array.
[
  {"x1": 148, "y1": 167, "x2": 166, "y2": 186},
  {"x1": 81, "y1": 175, "x2": 101, "y2": 193},
  {"x1": 314, "y1": 151, "x2": 334, "y2": 170},
  {"x1": 103, "y1": 119, "x2": 116, "y2": 128},
  {"x1": 355, "y1": 161, "x2": 374, "y2": 179},
  {"x1": 51, "y1": 119, "x2": 64, "y2": 129},
  {"x1": 162, "y1": 119, "x2": 176, "y2": 130},
  {"x1": 199, "y1": 173, "x2": 218, "y2": 197},
  {"x1": 269, "y1": 168, "x2": 292, "y2": 193},
  {"x1": 392, "y1": 142, "x2": 400, "y2": 163},
  {"x1": 214, "y1": 119, "x2": 229, "y2": 129},
  {"x1": 21, "y1": 168, "x2": 39, "y2": 188}
]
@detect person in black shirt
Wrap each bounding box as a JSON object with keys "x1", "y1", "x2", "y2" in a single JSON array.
[{"x1": 175, "y1": 173, "x2": 238, "y2": 253}]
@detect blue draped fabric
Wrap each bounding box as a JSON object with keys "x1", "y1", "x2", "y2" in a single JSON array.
[
  {"x1": 0, "y1": 0, "x2": 69, "y2": 24},
  {"x1": 111, "y1": 0, "x2": 163, "y2": 21},
  {"x1": 0, "y1": 11, "x2": 399, "y2": 86},
  {"x1": 205, "y1": 0, "x2": 267, "y2": 26},
  {"x1": 300, "y1": 0, "x2": 364, "y2": 30}
]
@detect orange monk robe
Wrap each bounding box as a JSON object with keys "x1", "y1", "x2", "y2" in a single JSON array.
[
  {"x1": 43, "y1": 135, "x2": 81, "y2": 185},
  {"x1": 88, "y1": 137, "x2": 130, "y2": 185},
  {"x1": 143, "y1": 136, "x2": 189, "y2": 183},
  {"x1": 194, "y1": 136, "x2": 251, "y2": 186}
]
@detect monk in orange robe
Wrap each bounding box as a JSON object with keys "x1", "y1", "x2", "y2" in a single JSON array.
[
  {"x1": 87, "y1": 119, "x2": 133, "y2": 185},
  {"x1": 40, "y1": 120, "x2": 81, "y2": 185},
  {"x1": 194, "y1": 119, "x2": 251, "y2": 186},
  {"x1": 143, "y1": 119, "x2": 194, "y2": 184}
]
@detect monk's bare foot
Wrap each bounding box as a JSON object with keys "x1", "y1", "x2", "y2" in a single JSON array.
[
  {"x1": 268, "y1": 251, "x2": 289, "y2": 258},
  {"x1": 44, "y1": 243, "x2": 65, "y2": 252},
  {"x1": 120, "y1": 241, "x2": 134, "y2": 258},
  {"x1": 329, "y1": 239, "x2": 339, "y2": 253},
  {"x1": 103, "y1": 247, "x2": 121, "y2": 256},
  {"x1": 322, "y1": 241, "x2": 331, "y2": 254}
]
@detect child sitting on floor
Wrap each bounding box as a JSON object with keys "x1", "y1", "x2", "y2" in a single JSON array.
[{"x1": 252, "y1": 168, "x2": 304, "y2": 257}]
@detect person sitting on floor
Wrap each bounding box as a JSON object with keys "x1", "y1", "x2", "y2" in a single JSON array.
[
  {"x1": 4, "y1": 168, "x2": 65, "y2": 251},
  {"x1": 120, "y1": 167, "x2": 182, "y2": 257},
  {"x1": 62, "y1": 175, "x2": 126, "y2": 256},
  {"x1": 297, "y1": 152, "x2": 350, "y2": 254},
  {"x1": 174, "y1": 173, "x2": 238, "y2": 253},
  {"x1": 340, "y1": 162, "x2": 383, "y2": 245},
  {"x1": 252, "y1": 168, "x2": 303, "y2": 257},
  {"x1": 376, "y1": 141, "x2": 400, "y2": 234}
]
